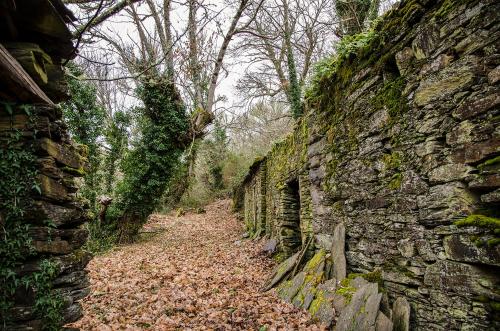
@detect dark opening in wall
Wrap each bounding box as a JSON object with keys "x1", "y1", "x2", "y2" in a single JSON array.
[{"x1": 280, "y1": 179, "x2": 302, "y2": 256}]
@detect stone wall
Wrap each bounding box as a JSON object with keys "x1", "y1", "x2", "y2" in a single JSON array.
[
  {"x1": 0, "y1": 2, "x2": 91, "y2": 328},
  {"x1": 238, "y1": 0, "x2": 500, "y2": 329},
  {"x1": 1, "y1": 105, "x2": 91, "y2": 329}
]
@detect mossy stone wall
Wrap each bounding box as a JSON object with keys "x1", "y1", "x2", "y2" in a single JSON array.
[
  {"x1": 1, "y1": 104, "x2": 91, "y2": 329},
  {"x1": 240, "y1": 0, "x2": 500, "y2": 329}
]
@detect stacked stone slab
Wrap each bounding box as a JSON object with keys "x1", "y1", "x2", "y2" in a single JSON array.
[
  {"x1": 0, "y1": 1, "x2": 91, "y2": 329},
  {"x1": 269, "y1": 226, "x2": 410, "y2": 330},
  {"x1": 242, "y1": 158, "x2": 267, "y2": 238},
  {"x1": 239, "y1": 0, "x2": 500, "y2": 329},
  {"x1": 1, "y1": 106, "x2": 91, "y2": 330}
]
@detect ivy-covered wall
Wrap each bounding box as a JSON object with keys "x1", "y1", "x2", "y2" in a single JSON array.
[
  {"x1": 0, "y1": 104, "x2": 91, "y2": 330},
  {"x1": 240, "y1": 0, "x2": 500, "y2": 329}
]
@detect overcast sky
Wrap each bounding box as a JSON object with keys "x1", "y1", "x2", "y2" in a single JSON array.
[{"x1": 70, "y1": 0, "x2": 398, "y2": 123}]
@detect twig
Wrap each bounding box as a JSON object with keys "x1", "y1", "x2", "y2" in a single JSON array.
[{"x1": 63, "y1": 0, "x2": 106, "y2": 65}]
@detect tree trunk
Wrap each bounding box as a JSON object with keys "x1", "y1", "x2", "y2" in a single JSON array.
[
  {"x1": 98, "y1": 196, "x2": 113, "y2": 225},
  {"x1": 282, "y1": 0, "x2": 302, "y2": 119}
]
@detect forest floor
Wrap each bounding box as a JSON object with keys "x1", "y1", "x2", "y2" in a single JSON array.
[{"x1": 68, "y1": 199, "x2": 322, "y2": 330}]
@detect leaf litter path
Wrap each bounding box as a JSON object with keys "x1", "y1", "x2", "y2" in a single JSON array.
[{"x1": 68, "y1": 199, "x2": 323, "y2": 330}]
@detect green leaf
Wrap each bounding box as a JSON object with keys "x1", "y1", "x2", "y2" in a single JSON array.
[{"x1": 33, "y1": 184, "x2": 42, "y2": 195}]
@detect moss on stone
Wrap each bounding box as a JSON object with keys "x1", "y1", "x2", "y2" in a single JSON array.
[
  {"x1": 308, "y1": 290, "x2": 326, "y2": 316},
  {"x1": 273, "y1": 252, "x2": 287, "y2": 263},
  {"x1": 456, "y1": 215, "x2": 500, "y2": 247},
  {"x1": 455, "y1": 215, "x2": 500, "y2": 232},
  {"x1": 373, "y1": 77, "x2": 408, "y2": 120},
  {"x1": 481, "y1": 156, "x2": 500, "y2": 167},
  {"x1": 277, "y1": 279, "x2": 293, "y2": 297},
  {"x1": 486, "y1": 238, "x2": 500, "y2": 247},
  {"x1": 478, "y1": 156, "x2": 500, "y2": 173},
  {"x1": 347, "y1": 270, "x2": 384, "y2": 289},
  {"x1": 490, "y1": 301, "x2": 500, "y2": 312},
  {"x1": 388, "y1": 172, "x2": 403, "y2": 189},
  {"x1": 335, "y1": 284, "x2": 356, "y2": 303},
  {"x1": 383, "y1": 152, "x2": 402, "y2": 170},
  {"x1": 304, "y1": 249, "x2": 326, "y2": 272},
  {"x1": 61, "y1": 166, "x2": 86, "y2": 176},
  {"x1": 434, "y1": 0, "x2": 455, "y2": 20}
]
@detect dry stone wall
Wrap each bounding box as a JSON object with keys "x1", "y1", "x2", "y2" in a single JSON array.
[
  {"x1": 238, "y1": 0, "x2": 500, "y2": 329},
  {"x1": 0, "y1": 2, "x2": 91, "y2": 328},
  {"x1": 1, "y1": 105, "x2": 91, "y2": 329}
]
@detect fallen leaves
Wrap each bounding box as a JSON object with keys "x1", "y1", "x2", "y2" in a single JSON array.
[{"x1": 67, "y1": 200, "x2": 323, "y2": 330}]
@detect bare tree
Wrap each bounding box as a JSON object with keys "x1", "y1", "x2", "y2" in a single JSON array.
[{"x1": 235, "y1": 0, "x2": 334, "y2": 108}]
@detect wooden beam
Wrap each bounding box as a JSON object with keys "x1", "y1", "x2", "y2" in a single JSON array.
[
  {"x1": 5, "y1": 42, "x2": 70, "y2": 103},
  {"x1": 0, "y1": 43, "x2": 54, "y2": 106}
]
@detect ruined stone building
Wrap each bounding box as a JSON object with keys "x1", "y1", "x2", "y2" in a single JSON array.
[
  {"x1": 237, "y1": 0, "x2": 500, "y2": 329},
  {"x1": 0, "y1": 1, "x2": 90, "y2": 329}
]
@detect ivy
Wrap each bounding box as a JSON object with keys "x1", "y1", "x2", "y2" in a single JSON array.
[
  {"x1": 202, "y1": 120, "x2": 228, "y2": 192},
  {"x1": 103, "y1": 110, "x2": 130, "y2": 194},
  {"x1": 61, "y1": 63, "x2": 106, "y2": 213},
  {"x1": 0, "y1": 104, "x2": 63, "y2": 330},
  {"x1": 111, "y1": 77, "x2": 189, "y2": 242}
]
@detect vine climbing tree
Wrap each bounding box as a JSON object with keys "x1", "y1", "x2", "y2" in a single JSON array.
[{"x1": 111, "y1": 76, "x2": 189, "y2": 243}]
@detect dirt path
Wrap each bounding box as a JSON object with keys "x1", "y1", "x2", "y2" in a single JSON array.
[{"x1": 69, "y1": 200, "x2": 321, "y2": 330}]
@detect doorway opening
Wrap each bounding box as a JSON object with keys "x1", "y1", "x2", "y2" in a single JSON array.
[{"x1": 280, "y1": 179, "x2": 302, "y2": 256}]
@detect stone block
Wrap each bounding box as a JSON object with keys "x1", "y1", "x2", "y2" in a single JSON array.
[
  {"x1": 412, "y1": 23, "x2": 440, "y2": 60},
  {"x1": 416, "y1": 182, "x2": 476, "y2": 211},
  {"x1": 428, "y1": 163, "x2": 474, "y2": 184},
  {"x1": 419, "y1": 53, "x2": 454, "y2": 77},
  {"x1": 452, "y1": 93, "x2": 500, "y2": 120},
  {"x1": 414, "y1": 56, "x2": 479, "y2": 106},
  {"x1": 481, "y1": 188, "x2": 500, "y2": 203},
  {"x1": 395, "y1": 47, "x2": 414, "y2": 76},
  {"x1": 397, "y1": 238, "x2": 415, "y2": 258},
  {"x1": 488, "y1": 65, "x2": 500, "y2": 85},
  {"x1": 415, "y1": 239, "x2": 437, "y2": 262},
  {"x1": 37, "y1": 137, "x2": 86, "y2": 170},
  {"x1": 315, "y1": 233, "x2": 333, "y2": 251},
  {"x1": 468, "y1": 174, "x2": 500, "y2": 189},
  {"x1": 392, "y1": 297, "x2": 410, "y2": 331},
  {"x1": 38, "y1": 174, "x2": 69, "y2": 202},
  {"x1": 376, "y1": 311, "x2": 393, "y2": 331},
  {"x1": 443, "y1": 234, "x2": 500, "y2": 266},
  {"x1": 332, "y1": 223, "x2": 347, "y2": 282},
  {"x1": 423, "y1": 260, "x2": 499, "y2": 298},
  {"x1": 30, "y1": 227, "x2": 88, "y2": 255},
  {"x1": 336, "y1": 282, "x2": 382, "y2": 331},
  {"x1": 451, "y1": 138, "x2": 500, "y2": 164},
  {"x1": 25, "y1": 200, "x2": 88, "y2": 227}
]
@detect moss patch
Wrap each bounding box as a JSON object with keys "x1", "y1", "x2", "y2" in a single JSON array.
[
  {"x1": 305, "y1": 250, "x2": 325, "y2": 269},
  {"x1": 348, "y1": 270, "x2": 384, "y2": 288},
  {"x1": 455, "y1": 215, "x2": 500, "y2": 233},
  {"x1": 455, "y1": 215, "x2": 500, "y2": 247},
  {"x1": 388, "y1": 172, "x2": 403, "y2": 189},
  {"x1": 373, "y1": 77, "x2": 408, "y2": 120},
  {"x1": 308, "y1": 290, "x2": 326, "y2": 316},
  {"x1": 61, "y1": 166, "x2": 86, "y2": 176},
  {"x1": 335, "y1": 284, "x2": 356, "y2": 303}
]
